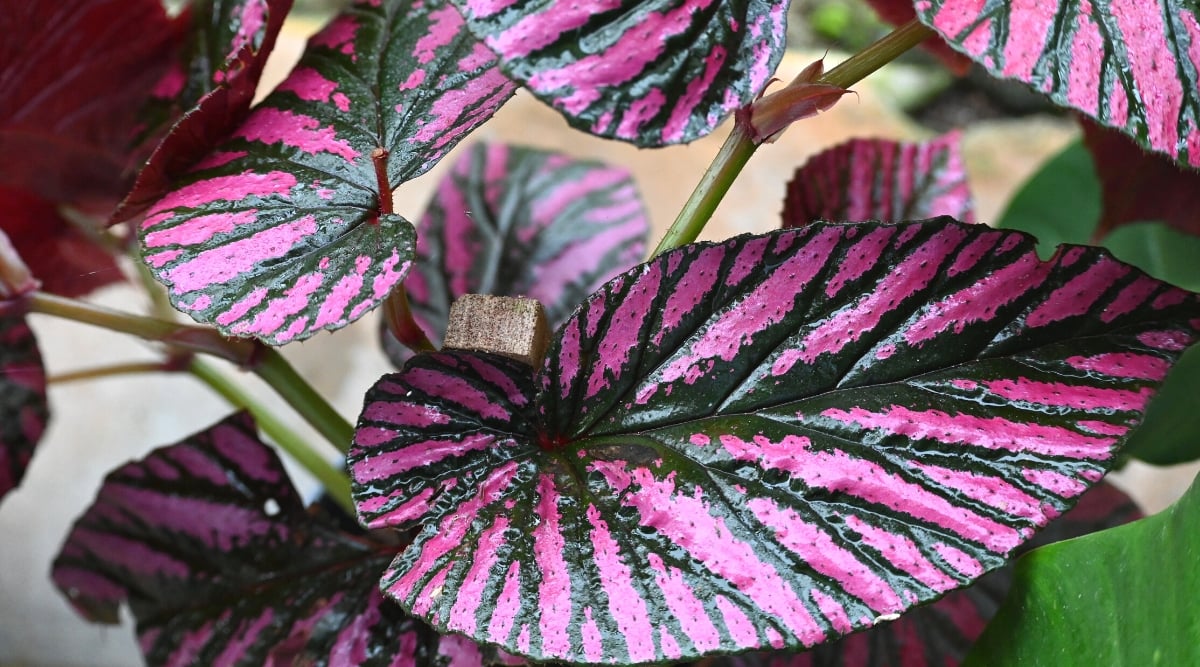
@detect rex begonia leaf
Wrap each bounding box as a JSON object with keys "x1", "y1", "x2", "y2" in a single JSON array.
[
  {"x1": 51, "y1": 412, "x2": 499, "y2": 666},
  {"x1": 115, "y1": 0, "x2": 294, "y2": 222},
  {"x1": 0, "y1": 0, "x2": 187, "y2": 205},
  {"x1": 717, "y1": 481, "x2": 1140, "y2": 666},
  {"x1": 1082, "y1": 119, "x2": 1200, "y2": 238},
  {"x1": 0, "y1": 310, "x2": 48, "y2": 502},
  {"x1": 349, "y1": 218, "x2": 1200, "y2": 664},
  {"x1": 449, "y1": 0, "x2": 788, "y2": 146},
  {"x1": 384, "y1": 142, "x2": 649, "y2": 364},
  {"x1": 138, "y1": 0, "x2": 517, "y2": 344},
  {"x1": 914, "y1": 0, "x2": 1200, "y2": 168},
  {"x1": 0, "y1": 185, "x2": 124, "y2": 297},
  {"x1": 782, "y1": 132, "x2": 974, "y2": 228},
  {"x1": 963, "y1": 474, "x2": 1200, "y2": 666}
]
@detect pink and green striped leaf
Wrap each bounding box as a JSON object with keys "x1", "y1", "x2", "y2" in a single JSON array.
[
  {"x1": 138, "y1": 0, "x2": 516, "y2": 344},
  {"x1": 716, "y1": 481, "x2": 1140, "y2": 666},
  {"x1": 782, "y1": 132, "x2": 974, "y2": 228},
  {"x1": 861, "y1": 0, "x2": 972, "y2": 74},
  {"x1": 116, "y1": 0, "x2": 293, "y2": 221},
  {"x1": 50, "y1": 412, "x2": 498, "y2": 666},
  {"x1": 350, "y1": 218, "x2": 1200, "y2": 664},
  {"x1": 0, "y1": 311, "x2": 48, "y2": 502},
  {"x1": 914, "y1": 0, "x2": 1200, "y2": 168},
  {"x1": 385, "y1": 142, "x2": 648, "y2": 363},
  {"x1": 449, "y1": 0, "x2": 788, "y2": 146}
]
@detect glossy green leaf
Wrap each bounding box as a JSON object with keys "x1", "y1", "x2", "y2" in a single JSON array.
[
  {"x1": 964, "y1": 474, "x2": 1200, "y2": 666},
  {"x1": 915, "y1": 0, "x2": 1200, "y2": 168},
  {"x1": 351, "y1": 218, "x2": 1200, "y2": 664},
  {"x1": 384, "y1": 142, "x2": 648, "y2": 364},
  {"x1": 994, "y1": 140, "x2": 1098, "y2": 257}
]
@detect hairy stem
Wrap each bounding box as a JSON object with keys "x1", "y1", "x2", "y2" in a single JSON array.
[
  {"x1": 254, "y1": 347, "x2": 356, "y2": 454},
  {"x1": 652, "y1": 18, "x2": 936, "y2": 256},
  {"x1": 190, "y1": 357, "x2": 355, "y2": 516}
]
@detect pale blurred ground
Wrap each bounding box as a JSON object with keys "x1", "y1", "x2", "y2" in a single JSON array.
[{"x1": 2, "y1": 17, "x2": 1197, "y2": 667}]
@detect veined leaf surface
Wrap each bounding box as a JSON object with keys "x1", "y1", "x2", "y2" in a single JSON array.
[
  {"x1": 386, "y1": 142, "x2": 648, "y2": 363},
  {"x1": 51, "y1": 412, "x2": 497, "y2": 666},
  {"x1": 449, "y1": 0, "x2": 788, "y2": 145},
  {"x1": 351, "y1": 218, "x2": 1200, "y2": 663},
  {"x1": 717, "y1": 481, "x2": 1140, "y2": 666},
  {"x1": 0, "y1": 311, "x2": 48, "y2": 501},
  {"x1": 783, "y1": 132, "x2": 974, "y2": 227},
  {"x1": 914, "y1": 0, "x2": 1200, "y2": 168},
  {"x1": 116, "y1": 0, "x2": 293, "y2": 221},
  {"x1": 138, "y1": 0, "x2": 516, "y2": 343}
]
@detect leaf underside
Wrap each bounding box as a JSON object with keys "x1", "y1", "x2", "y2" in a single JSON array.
[
  {"x1": 915, "y1": 0, "x2": 1200, "y2": 168},
  {"x1": 782, "y1": 132, "x2": 974, "y2": 228},
  {"x1": 350, "y1": 218, "x2": 1200, "y2": 664},
  {"x1": 386, "y1": 141, "x2": 648, "y2": 364},
  {"x1": 138, "y1": 0, "x2": 515, "y2": 343},
  {"x1": 51, "y1": 412, "x2": 498, "y2": 667},
  {"x1": 449, "y1": 0, "x2": 788, "y2": 146},
  {"x1": 0, "y1": 311, "x2": 49, "y2": 501}
]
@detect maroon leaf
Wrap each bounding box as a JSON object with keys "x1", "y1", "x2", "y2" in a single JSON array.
[
  {"x1": 0, "y1": 0, "x2": 187, "y2": 205},
  {"x1": 915, "y1": 0, "x2": 1200, "y2": 168},
  {"x1": 0, "y1": 186, "x2": 124, "y2": 298},
  {"x1": 782, "y1": 132, "x2": 974, "y2": 227},
  {"x1": 1083, "y1": 119, "x2": 1200, "y2": 238},
  {"x1": 385, "y1": 142, "x2": 649, "y2": 364},
  {"x1": 350, "y1": 218, "x2": 1200, "y2": 663},
  {"x1": 862, "y1": 0, "x2": 972, "y2": 74},
  {"x1": 449, "y1": 0, "x2": 788, "y2": 145},
  {"x1": 0, "y1": 308, "x2": 48, "y2": 502},
  {"x1": 716, "y1": 482, "x2": 1141, "y2": 666},
  {"x1": 51, "y1": 412, "x2": 499, "y2": 666},
  {"x1": 137, "y1": 0, "x2": 516, "y2": 344},
  {"x1": 114, "y1": 0, "x2": 294, "y2": 222}
]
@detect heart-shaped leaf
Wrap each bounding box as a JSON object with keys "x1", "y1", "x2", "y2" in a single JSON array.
[
  {"x1": 138, "y1": 0, "x2": 516, "y2": 343},
  {"x1": 115, "y1": 0, "x2": 294, "y2": 222},
  {"x1": 51, "y1": 412, "x2": 500, "y2": 666},
  {"x1": 350, "y1": 218, "x2": 1200, "y2": 663},
  {"x1": 782, "y1": 132, "x2": 974, "y2": 227},
  {"x1": 0, "y1": 0, "x2": 187, "y2": 205},
  {"x1": 449, "y1": 0, "x2": 788, "y2": 146},
  {"x1": 715, "y1": 481, "x2": 1141, "y2": 666},
  {"x1": 914, "y1": 0, "x2": 1200, "y2": 168},
  {"x1": 385, "y1": 142, "x2": 649, "y2": 364},
  {"x1": 964, "y1": 473, "x2": 1200, "y2": 666},
  {"x1": 0, "y1": 310, "x2": 48, "y2": 502}
]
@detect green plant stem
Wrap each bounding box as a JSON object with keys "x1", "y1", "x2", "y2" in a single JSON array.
[
  {"x1": 48, "y1": 360, "x2": 181, "y2": 384},
  {"x1": 254, "y1": 347, "x2": 356, "y2": 454},
  {"x1": 651, "y1": 18, "x2": 936, "y2": 256},
  {"x1": 189, "y1": 357, "x2": 355, "y2": 516}
]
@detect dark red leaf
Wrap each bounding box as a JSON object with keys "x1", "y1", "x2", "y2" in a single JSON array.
[
  {"x1": 0, "y1": 309, "x2": 48, "y2": 502},
  {"x1": 0, "y1": 0, "x2": 187, "y2": 206},
  {"x1": 1083, "y1": 119, "x2": 1200, "y2": 239},
  {"x1": 782, "y1": 132, "x2": 974, "y2": 227},
  {"x1": 51, "y1": 412, "x2": 499, "y2": 666},
  {"x1": 114, "y1": 0, "x2": 294, "y2": 222},
  {"x1": 0, "y1": 186, "x2": 123, "y2": 297}
]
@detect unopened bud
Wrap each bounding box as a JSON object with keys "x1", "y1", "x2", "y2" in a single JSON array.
[{"x1": 746, "y1": 58, "x2": 850, "y2": 144}]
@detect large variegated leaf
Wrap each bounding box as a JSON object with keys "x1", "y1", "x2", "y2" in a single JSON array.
[
  {"x1": 350, "y1": 218, "x2": 1200, "y2": 664},
  {"x1": 116, "y1": 0, "x2": 293, "y2": 221},
  {"x1": 0, "y1": 311, "x2": 48, "y2": 501},
  {"x1": 138, "y1": 0, "x2": 516, "y2": 343},
  {"x1": 449, "y1": 0, "x2": 788, "y2": 146},
  {"x1": 717, "y1": 481, "x2": 1140, "y2": 666},
  {"x1": 385, "y1": 142, "x2": 648, "y2": 363},
  {"x1": 783, "y1": 132, "x2": 974, "y2": 227},
  {"x1": 914, "y1": 0, "x2": 1200, "y2": 168},
  {"x1": 51, "y1": 412, "x2": 497, "y2": 666}
]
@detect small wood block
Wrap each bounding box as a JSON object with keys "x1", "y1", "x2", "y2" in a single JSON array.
[{"x1": 442, "y1": 295, "x2": 550, "y2": 368}]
